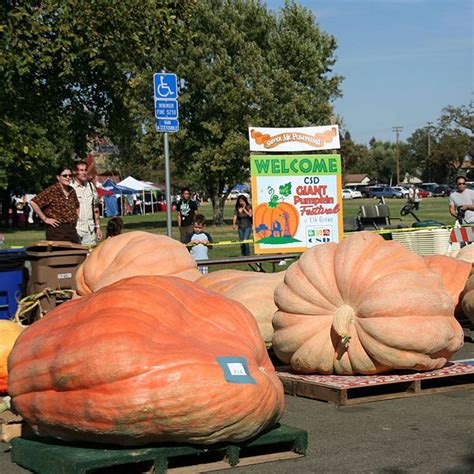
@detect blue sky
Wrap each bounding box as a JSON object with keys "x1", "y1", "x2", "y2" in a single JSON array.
[{"x1": 267, "y1": 0, "x2": 473, "y2": 145}]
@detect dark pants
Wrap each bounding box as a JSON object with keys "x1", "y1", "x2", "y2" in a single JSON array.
[
  {"x1": 46, "y1": 223, "x2": 80, "y2": 244},
  {"x1": 238, "y1": 226, "x2": 252, "y2": 256},
  {"x1": 179, "y1": 225, "x2": 194, "y2": 243}
]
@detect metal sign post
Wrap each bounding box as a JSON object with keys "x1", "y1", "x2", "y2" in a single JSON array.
[
  {"x1": 153, "y1": 72, "x2": 179, "y2": 238},
  {"x1": 163, "y1": 132, "x2": 172, "y2": 237}
]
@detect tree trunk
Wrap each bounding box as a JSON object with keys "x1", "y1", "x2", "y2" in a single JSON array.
[{"x1": 211, "y1": 192, "x2": 227, "y2": 226}]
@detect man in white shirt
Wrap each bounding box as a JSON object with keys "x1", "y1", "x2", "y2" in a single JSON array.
[
  {"x1": 449, "y1": 176, "x2": 474, "y2": 224},
  {"x1": 71, "y1": 161, "x2": 102, "y2": 245}
]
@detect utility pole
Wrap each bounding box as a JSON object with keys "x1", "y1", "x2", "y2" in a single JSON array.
[
  {"x1": 392, "y1": 126, "x2": 403, "y2": 184},
  {"x1": 427, "y1": 122, "x2": 433, "y2": 182}
]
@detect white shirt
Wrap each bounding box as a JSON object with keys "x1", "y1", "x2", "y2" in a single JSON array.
[
  {"x1": 71, "y1": 180, "x2": 99, "y2": 233},
  {"x1": 449, "y1": 188, "x2": 474, "y2": 223},
  {"x1": 188, "y1": 232, "x2": 212, "y2": 260}
]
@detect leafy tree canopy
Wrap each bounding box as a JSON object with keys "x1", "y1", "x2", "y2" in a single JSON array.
[
  {"x1": 154, "y1": 0, "x2": 343, "y2": 223},
  {"x1": 0, "y1": 0, "x2": 192, "y2": 191}
]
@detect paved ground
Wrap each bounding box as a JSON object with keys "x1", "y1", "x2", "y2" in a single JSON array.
[{"x1": 2, "y1": 342, "x2": 473, "y2": 473}]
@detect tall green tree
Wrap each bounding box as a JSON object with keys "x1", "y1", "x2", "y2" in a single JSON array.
[
  {"x1": 432, "y1": 103, "x2": 473, "y2": 181},
  {"x1": 406, "y1": 103, "x2": 473, "y2": 183},
  {"x1": 0, "y1": 0, "x2": 192, "y2": 191},
  {"x1": 406, "y1": 126, "x2": 433, "y2": 182},
  {"x1": 146, "y1": 0, "x2": 343, "y2": 224},
  {"x1": 369, "y1": 140, "x2": 396, "y2": 183},
  {"x1": 339, "y1": 129, "x2": 372, "y2": 176}
]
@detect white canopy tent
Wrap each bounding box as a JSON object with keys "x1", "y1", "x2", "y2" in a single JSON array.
[{"x1": 117, "y1": 176, "x2": 162, "y2": 214}]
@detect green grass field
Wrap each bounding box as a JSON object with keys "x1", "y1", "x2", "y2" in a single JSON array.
[{"x1": 1, "y1": 197, "x2": 455, "y2": 258}]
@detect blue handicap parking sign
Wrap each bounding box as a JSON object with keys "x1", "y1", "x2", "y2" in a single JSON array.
[{"x1": 153, "y1": 73, "x2": 178, "y2": 100}]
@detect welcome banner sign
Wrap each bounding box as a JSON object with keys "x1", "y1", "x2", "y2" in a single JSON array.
[
  {"x1": 250, "y1": 154, "x2": 343, "y2": 254},
  {"x1": 248, "y1": 125, "x2": 340, "y2": 152}
]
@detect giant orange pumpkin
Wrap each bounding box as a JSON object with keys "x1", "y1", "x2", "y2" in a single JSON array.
[
  {"x1": 423, "y1": 255, "x2": 471, "y2": 308},
  {"x1": 8, "y1": 276, "x2": 284, "y2": 445},
  {"x1": 197, "y1": 270, "x2": 285, "y2": 346},
  {"x1": 455, "y1": 244, "x2": 474, "y2": 264},
  {"x1": 272, "y1": 232, "x2": 464, "y2": 375},
  {"x1": 461, "y1": 266, "x2": 474, "y2": 324},
  {"x1": 254, "y1": 202, "x2": 299, "y2": 239},
  {"x1": 76, "y1": 231, "x2": 201, "y2": 295},
  {"x1": 0, "y1": 321, "x2": 23, "y2": 392}
]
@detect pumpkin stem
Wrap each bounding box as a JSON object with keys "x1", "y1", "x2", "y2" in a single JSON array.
[{"x1": 333, "y1": 305, "x2": 355, "y2": 348}]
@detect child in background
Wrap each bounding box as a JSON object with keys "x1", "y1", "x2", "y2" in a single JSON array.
[
  {"x1": 106, "y1": 216, "x2": 124, "y2": 238},
  {"x1": 185, "y1": 214, "x2": 213, "y2": 274}
]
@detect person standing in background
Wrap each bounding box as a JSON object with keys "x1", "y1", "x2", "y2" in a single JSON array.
[
  {"x1": 449, "y1": 176, "x2": 474, "y2": 224},
  {"x1": 71, "y1": 161, "x2": 102, "y2": 245},
  {"x1": 232, "y1": 194, "x2": 253, "y2": 256},
  {"x1": 30, "y1": 165, "x2": 80, "y2": 243},
  {"x1": 176, "y1": 187, "x2": 198, "y2": 242},
  {"x1": 185, "y1": 214, "x2": 213, "y2": 274},
  {"x1": 106, "y1": 216, "x2": 124, "y2": 238},
  {"x1": 413, "y1": 185, "x2": 421, "y2": 211}
]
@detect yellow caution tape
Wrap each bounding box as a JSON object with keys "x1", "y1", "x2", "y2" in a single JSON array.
[{"x1": 189, "y1": 225, "x2": 460, "y2": 247}]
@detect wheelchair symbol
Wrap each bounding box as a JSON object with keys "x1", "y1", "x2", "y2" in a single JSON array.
[{"x1": 156, "y1": 76, "x2": 172, "y2": 98}]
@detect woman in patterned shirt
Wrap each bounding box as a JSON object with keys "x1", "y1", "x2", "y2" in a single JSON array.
[{"x1": 30, "y1": 165, "x2": 81, "y2": 243}]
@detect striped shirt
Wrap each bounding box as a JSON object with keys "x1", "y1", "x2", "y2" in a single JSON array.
[{"x1": 70, "y1": 179, "x2": 99, "y2": 233}]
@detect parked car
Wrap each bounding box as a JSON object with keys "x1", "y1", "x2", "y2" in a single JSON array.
[
  {"x1": 342, "y1": 188, "x2": 362, "y2": 199},
  {"x1": 432, "y1": 185, "x2": 452, "y2": 197},
  {"x1": 370, "y1": 186, "x2": 403, "y2": 199},
  {"x1": 342, "y1": 189, "x2": 353, "y2": 200},
  {"x1": 417, "y1": 188, "x2": 432, "y2": 198},
  {"x1": 421, "y1": 183, "x2": 439, "y2": 194},
  {"x1": 392, "y1": 186, "x2": 410, "y2": 198},
  {"x1": 228, "y1": 190, "x2": 250, "y2": 200},
  {"x1": 344, "y1": 184, "x2": 370, "y2": 198}
]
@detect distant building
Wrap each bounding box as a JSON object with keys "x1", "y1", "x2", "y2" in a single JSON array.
[
  {"x1": 400, "y1": 172, "x2": 422, "y2": 184},
  {"x1": 343, "y1": 173, "x2": 371, "y2": 186}
]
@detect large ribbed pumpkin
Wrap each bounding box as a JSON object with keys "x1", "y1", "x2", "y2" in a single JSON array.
[
  {"x1": 76, "y1": 231, "x2": 201, "y2": 295},
  {"x1": 8, "y1": 276, "x2": 284, "y2": 445},
  {"x1": 455, "y1": 243, "x2": 474, "y2": 263},
  {"x1": 461, "y1": 267, "x2": 474, "y2": 324},
  {"x1": 423, "y1": 255, "x2": 471, "y2": 308},
  {"x1": 197, "y1": 270, "x2": 285, "y2": 346},
  {"x1": 272, "y1": 232, "x2": 464, "y2": 375},
  {"x1": 0, "y1": 321, "x2": 23, "y2": 392}
]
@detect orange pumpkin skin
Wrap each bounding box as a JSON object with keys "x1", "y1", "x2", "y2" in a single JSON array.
[
  {"x1": 455, "y1": 244, "x2": 474, "y2": 264},
  {"x1": 454, "y1": 246, "x2": 474, "y2": 322},
  {"x1": 0, "y1": 321, "x2": 23, "y2": 392},
  {"x1": 76, "y1": 231, "x2": 201, "y2": 295},
  {"x1": 8, "y1": 276, "x2": 284, "y2": 445},
  {"x1": 423, "y1": 255, "x2": 471, "y2": 308},
  {"x1": 461, "y1": 267, "x2": 474, "y2": 324},
  {"x1": 272, "y1": 232, "x2": 464, "y2": 375},
  {"x1": 197, "y1": 270, "x2": 285, "y2": 346},
  {"x1": 254, "y1": 202, "x2": 299, "y2": 238}
]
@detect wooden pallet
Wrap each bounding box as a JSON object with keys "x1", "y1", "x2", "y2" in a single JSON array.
[
  {"x1": 277, "y1": 359, "x2": 474, "y2": 406},
  {"x1": 11, "y1": 423, "x2": 307, "y2": 473},
  {"x1": 1, "y1": 410, "x2": 23, "y2": 443}
]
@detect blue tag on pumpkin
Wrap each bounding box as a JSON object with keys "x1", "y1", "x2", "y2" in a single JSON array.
[{"x1": 216, "y1": 356, "x2": 256, "y2": 384}]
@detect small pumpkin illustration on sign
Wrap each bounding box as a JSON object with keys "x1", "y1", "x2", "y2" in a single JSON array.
[{"x1": 254, "y1": 183, "x2": 300, "y2": 245}]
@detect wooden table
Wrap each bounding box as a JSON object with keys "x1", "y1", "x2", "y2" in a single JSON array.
[{"x1": 196, "y1": 253, "x2": 301, "y2": 272}]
